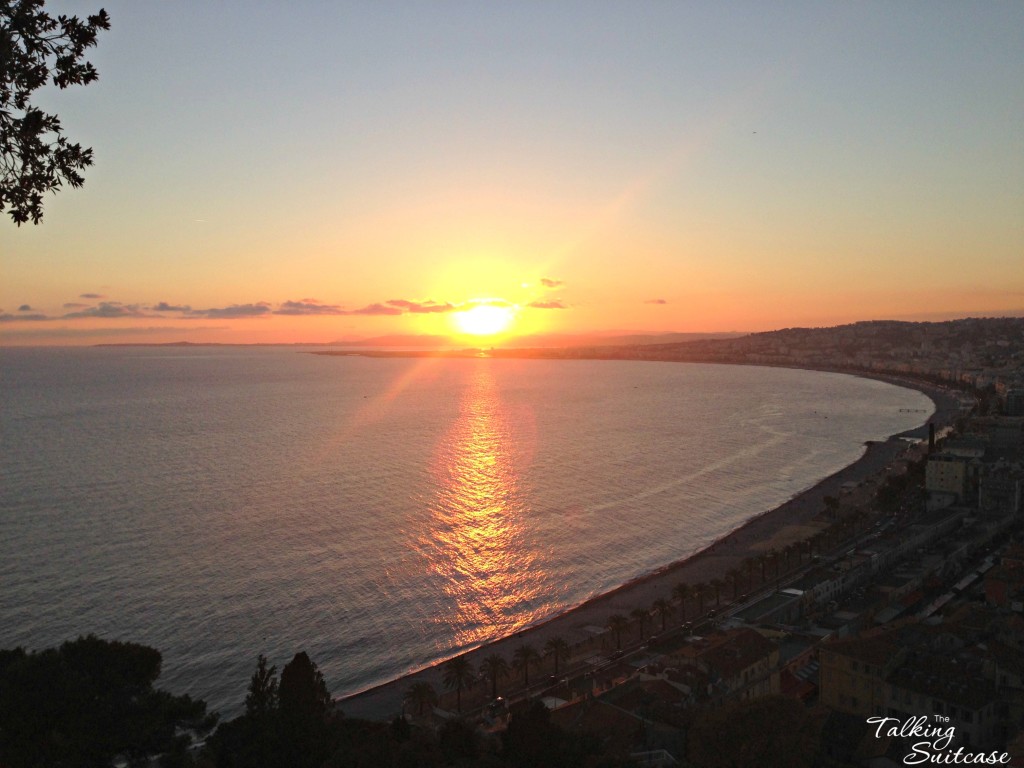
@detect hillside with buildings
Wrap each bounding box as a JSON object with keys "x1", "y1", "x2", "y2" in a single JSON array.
[{"x1": 499, "y1": 317, "x2": 1024, "y2": 415}]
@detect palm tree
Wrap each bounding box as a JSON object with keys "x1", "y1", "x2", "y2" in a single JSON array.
[
  {"x1": 824, "y1": 494, "x2": 840, "y2": 519},
  {"x1": 854, "y1": 508, "x2": 870, "y2": 532},
  {"x1": 672, "y1": 582, "x2": 689, "y2": 621},
  {"x1": 782, "y1": 544, "x2": 795, "y2": 573},
  {"x1": 479, "y1": 654, "x2": 510, "y2": 699},
  {"x1": 630, "y1": 607, "x2": 650, "y2": 640},
  {"x1": 710, "y1": 578, "x2": 724, "y2": 607},
  {"x1": 726, "y1": 568, "x2": 742, "y2": 600},
  {"x1": 742, "y1": 557, "x2": 756, "y2": 591},
  {"x1": 652, "y1": 597, "x2": 672, "y2": 632},
  {"x1": 543, "y1": 637, "x2": 569, "y2": 676},
  {"x1": 804, "y1": 536, "x2": 815, "y2": 561},
  {"x1": 442, "y1": 655, "x2": 473, "y2": 713},
  {"x1": 850, "y1": 508, "x2": 869, "y2": 535},
  {"x1": 692, "y1": 582, "x2": 707, "y2": 615},
  {"x1": 513, "y1": 644, "x2": 541, "y2": 687},
  {"x1": 405, "y1": 680, "x2": 438, "y2": 716},
  {"x1": 607, "y1": 614, "x2": 629, "y2": 650}
]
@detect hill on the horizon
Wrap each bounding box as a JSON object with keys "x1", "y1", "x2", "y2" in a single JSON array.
[{"x1": 330, "y1": 331, "x2": 746, "y2": 348}]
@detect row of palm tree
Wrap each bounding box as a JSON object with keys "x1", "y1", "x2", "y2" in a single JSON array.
[
  {"x1": 652, "y1": 597, "x2": 672, "y2": 632},
  {"x1": 614, "y1": 509, "x2": 872, "y2": 648},
  {"x1": 606, "y1": 614, "x2": 629, "y2": 649},
  {"x1": 692, "y1": 510, "x2": 870, "y2": 628},
  {"x1": 410, "y1": 507, "x2": 875, "y2": 716},
  {"x1": 411, "y1": 634, "x2": 576, "y2": 714}
]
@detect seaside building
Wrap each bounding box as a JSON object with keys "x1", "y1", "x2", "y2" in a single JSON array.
[
  {"x1": 789, "y1": 566, "x2": 853, "y2": 609},
  {"x1": 819, "y1": 609, "x2": 1022, "y2": 751},
  {"x1": 989, "y1": 418, "x2": 1024, "y2": 450},
  {"x1": 670, "y1": 628, "x2": 780, "y2": 704},
  {"x1": 1004, "y1": 390, "x2": 1024, "y2": 417},
  {"x1": 943, "y1": 435, "x2": 989, "y2": 459},
  {"x1": 885, "y1": 653, "x2": 999, "y2": 749},
  {"x1": 819, "y1": 633, "x2": 898, "y2": 717},
  {"x1": 547, "y1": 697, "x2": 682, "y2": 764},
  {"x1": 979, "y1": 464, "x2": 1024, "y2": 516},
  {"x1": 925, "y1": 453, "x2": 972, "y2": 508},
  {"x1": 732, "y1": 589, "x2": 803, "y2": 626},
  {"x1": 984, "y1": 545, "x2": 1024, "y2": 610},
  {"x1": 767, "y1": 630, "x2": 821, "y2": 701}
]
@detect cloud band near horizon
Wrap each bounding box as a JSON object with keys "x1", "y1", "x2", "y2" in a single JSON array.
[{"x1": 1, "y1": 295, "x2": 573, "y2": 323}]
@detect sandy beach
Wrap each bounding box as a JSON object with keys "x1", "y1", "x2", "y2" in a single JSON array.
[{"x1": 339, "y1": 370, "x2": 964, "y2": 720}]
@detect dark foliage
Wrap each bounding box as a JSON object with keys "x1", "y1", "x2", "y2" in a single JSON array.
[
  {"x1": 502, "y1": 699, "x2": 590, "y2": 768},
  {"x1": 0, "y1": 635, "x2": 215, "y2": 768},
  {"x1": 1, "y1": 0, "x2": 110, "y2": 224},
  {"x1": 278, "y1": 651, "x2": 330, "y2": 721},
  {"x1": 210, "y1": 653, "x2": 610, "y2": 768},
  {"x1": 244, "y1": 653, "x2": 278, "y2": 719},
  {"x1": 438, "y1": 718, "x2": 480, "y2": 764},
  {"x1": 687, "y1": 695, "x2": 818, "y2": 768},
  {"x1": 208, "y1": 651, "x2": 337, "y2": 768}
]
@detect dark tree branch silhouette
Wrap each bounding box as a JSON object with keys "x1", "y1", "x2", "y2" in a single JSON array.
[{"x1": 1, "y1": 0, "x2": 110, "y2": 225}]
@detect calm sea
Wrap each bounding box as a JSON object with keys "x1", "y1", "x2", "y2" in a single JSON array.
[{"x1": 0, "y1": 347, "x2": 933, "y2": 716}]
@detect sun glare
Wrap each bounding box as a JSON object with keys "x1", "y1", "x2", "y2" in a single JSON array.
[{"x1": 453, "y1": 304, "x2": 515, "y2": 337}]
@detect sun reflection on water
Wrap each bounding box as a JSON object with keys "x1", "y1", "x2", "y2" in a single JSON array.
[{"x1": 421, "y1": 362, "x2": 545, "y2": 648}]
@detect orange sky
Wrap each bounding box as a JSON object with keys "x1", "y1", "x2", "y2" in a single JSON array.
[{"x1": 3, "y1": 2, "x2": 1022, "y2": 346}]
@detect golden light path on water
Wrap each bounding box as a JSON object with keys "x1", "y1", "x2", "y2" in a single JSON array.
[{"x1": 419, "y1": 362, "x2": 547, "y2": 648}]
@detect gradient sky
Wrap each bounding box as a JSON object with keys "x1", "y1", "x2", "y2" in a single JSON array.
[{"x1": 2, "y1": 1, "x2": 1022, "y2": 345}]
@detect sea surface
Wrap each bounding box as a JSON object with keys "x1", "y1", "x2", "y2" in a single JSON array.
[{"x1": 0, "y1": 346, "x2": 934, "y2": 716}]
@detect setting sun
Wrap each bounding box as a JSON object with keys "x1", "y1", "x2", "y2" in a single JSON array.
[{"x1": 452, "y1": 303, "x2": 516, "y2": 336}]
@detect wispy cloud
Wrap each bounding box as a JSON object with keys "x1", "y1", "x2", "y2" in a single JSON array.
[
  {"x1": 9, "y1": 292, "x2": 546, "y2": 326},
  {"x1": 274, "y1": 300, "x2": 347, "y2": 316},
  {"x1": 186, "y1": 303, "x2": 273, "y2": 319},
  {"x1": 645, "y1": 298, "x2": 668, "y2": 305},
  {"x1": 80, "y1": 293, "x2": 106, "y2": 299},
  {"x1": 62, "y1": 302, "x2": 156, "y2": 319},
  {"x1": 350, "y1": 303, "x2": 403, "y2": 316},
  {"x1": 151, "y1": 301, "x2": 192, "y2": 313},
  {"x1": 386, "y1": 299, "x2": 457, "y2": 314},
  {"x1": 540, "y1": 278, "x2": 564, "y2": 288},
  {"x1": 1, "y1": 325, "x2": 227, "y2": 339},
  {"x1": 193, "y1": 299, "x2": 405, "y2": 317}
]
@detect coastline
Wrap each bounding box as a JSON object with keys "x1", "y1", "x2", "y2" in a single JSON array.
[{"x1": 338, "y1": 369, "x2": 964, "y2": 720}]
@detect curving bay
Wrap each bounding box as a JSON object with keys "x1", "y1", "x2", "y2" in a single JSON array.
[{"x1": 0, "y1": 346, "x2": 934, "y2": 716}]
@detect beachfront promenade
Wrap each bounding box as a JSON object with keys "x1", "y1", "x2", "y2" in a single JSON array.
[{"x1": 339, "y1": 376, "x2": 963, "y2": 721}]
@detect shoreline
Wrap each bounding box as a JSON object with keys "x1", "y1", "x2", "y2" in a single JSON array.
[{"x1": 338, "y1": 368, "x2": 965, "y2": 720}]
